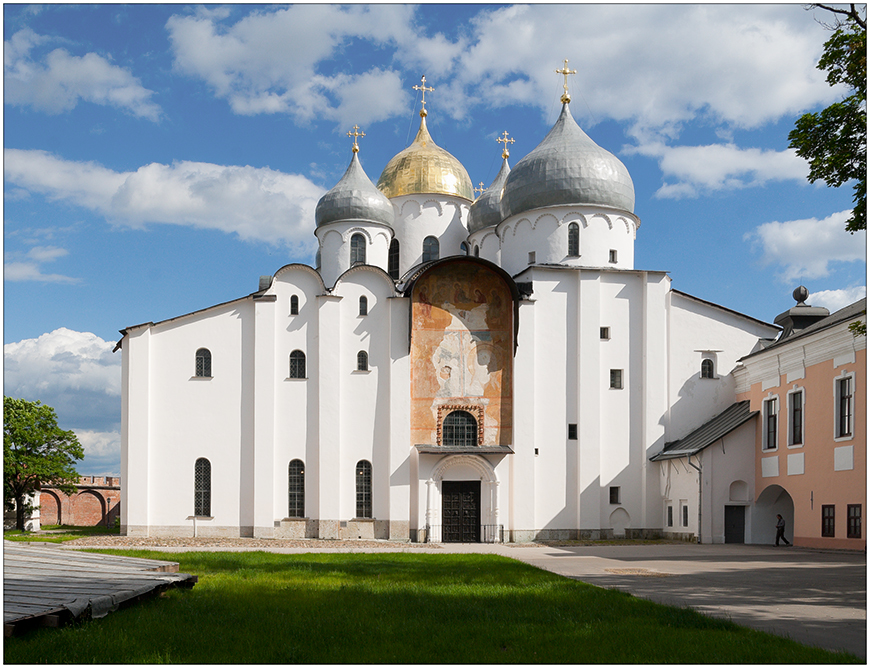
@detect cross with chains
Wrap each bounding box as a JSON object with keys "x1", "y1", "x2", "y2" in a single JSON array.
[
  {"x1": 413, "y1": 75, "x2": 435, "y2": 114},
  {"x1": 497, "y1": 131, "x2": 515, "y2": 158},
  {"x1": 347, "y1": 125, "x2": 365, "y2": 153},
  {"x1": 555, "y1": 59, "x2": 577, "y2": 103}
]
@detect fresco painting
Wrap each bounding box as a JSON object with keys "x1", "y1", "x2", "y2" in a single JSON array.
[{"x1": 411, "y1": 261, "x2": 513, "y2": 446}]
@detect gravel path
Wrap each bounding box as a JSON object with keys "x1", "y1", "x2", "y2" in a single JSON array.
[{"x1": 59, "y1": 536, "x2": 442, "y2": 549}]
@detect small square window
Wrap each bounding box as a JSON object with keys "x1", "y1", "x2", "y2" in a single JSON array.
[
  {"x1": 568, "y1": 423, "x2": 578, "y2": 440},
  {"x1": 610, "y1": 369, "x2": 623, "y2": 389},
  {"x1": 609, "y1": 249, "x2": 618, "y2": 263},
  {"x1": 528, "y1": 251, "x2": 536, "y2": 264},
  {"x1": 600, "y1": 327, "x2": 610, "y2": 340},
  {"x1": 609, "y1": 486, "x2": 620, "y2": 504}
]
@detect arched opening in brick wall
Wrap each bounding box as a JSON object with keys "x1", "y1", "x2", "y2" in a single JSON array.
[
  {"x1": 72, "y1": 490, "x2": 106, "y2": 526},
  {"x1": 40, "y1": 490, "x2": 63, "y2": 526}
]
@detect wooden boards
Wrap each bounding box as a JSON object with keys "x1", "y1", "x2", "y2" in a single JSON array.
[{"x1": 4, "y1": 541, "x2": 197, "y2": 636}]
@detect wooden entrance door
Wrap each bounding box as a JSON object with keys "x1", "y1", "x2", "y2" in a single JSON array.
[
  {"x1": 724, "y1": 505, "x2": 745, "y2": 543},
  {"x1": 442, "y1": 481, "x2": 481, "y2": 543}
]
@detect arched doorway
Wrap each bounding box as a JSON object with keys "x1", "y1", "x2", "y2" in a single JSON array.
[
  {"x1": 752, "y1": 484, "x2": 794, "y2": 545},
  {"x1": 428, "y1": 455, "x2": 500, "y2": 543}
]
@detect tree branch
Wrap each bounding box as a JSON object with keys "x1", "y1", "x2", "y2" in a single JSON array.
[{"x1": 811, "y1": 3, "x2": 867, "y2": 30}]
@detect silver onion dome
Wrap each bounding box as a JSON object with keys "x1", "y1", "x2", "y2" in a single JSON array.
[
  {"x1": 501, "y1": 103, "x2": 635, "y2": 218},
  {"x1": 468, "y1": 157, "x2": 511, "y2": 234},
  {"x1": 315, "y1": 152, "x2": 395, "y2": 228}
]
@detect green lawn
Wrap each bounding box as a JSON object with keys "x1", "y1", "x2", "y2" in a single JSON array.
[
  {"x1": 3, "y1": 525, "x2": 119, "y2": 543},
  {"x1": 4, "y1": 551, "x2": 859, "y2": 664}
]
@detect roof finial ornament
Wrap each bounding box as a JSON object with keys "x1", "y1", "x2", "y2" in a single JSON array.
[
  {"x1": 413, "y1": 75, "x2": 435, "y2": 117},
  {"x1": 474, "y1": 182, "x2": 486, "y2": 199},
  {"x1": 347, "y1": 125, "x2": 365, "y2": 153},
  {"x1": 555, "y1": 58, "x2": 577, "y2": 104},
  {"x1": 496, "y1": 130, "x2": 515, "y2": 159}
]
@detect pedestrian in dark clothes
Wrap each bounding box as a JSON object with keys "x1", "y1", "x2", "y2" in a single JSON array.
[{"x1": 775, "y1": 514, "x2": 791, "y2": 546}]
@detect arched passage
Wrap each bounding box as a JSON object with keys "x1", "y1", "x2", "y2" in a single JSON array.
[
  {"x1": 40, "y1": 490, "x2": 63, "y2": 526},
  {"x1": 752, "y1": 484, "x2": 794, "y2": 545}
]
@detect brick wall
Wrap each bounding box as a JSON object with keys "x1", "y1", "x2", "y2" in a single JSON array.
[{"x1": 40, "y1": 476, "x2": 121, "y2": 527}]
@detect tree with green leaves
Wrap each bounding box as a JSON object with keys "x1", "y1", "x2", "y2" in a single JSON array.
[
  {"x1": 789, "y1": 4, "x2": 866, "y2": 232},
  {"x1": 4, "y1": 397, "x2": 84, "y2": 531}
]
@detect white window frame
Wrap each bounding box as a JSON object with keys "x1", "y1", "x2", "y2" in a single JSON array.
[
  {"x1": 834, "y1": 371, "x2": 855, "y2": 442},
  {"x1": 786, "y1": 386, "x2": 804, "y2": 448},
  {"x1": 762, "y1": 394, "x2": 778, "y2": 451},
  {"x1": 609, "y1": 369, "x2": 623, "y2": 390}
]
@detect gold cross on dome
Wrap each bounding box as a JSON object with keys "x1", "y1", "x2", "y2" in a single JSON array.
[
  {"x1": 496, "y1": 130, "x2": 515, "y2": 158},
  {"x1": 413, "y1": 75, "x2": 435, "y2": 116},
  {"x1": 555, "y1": 59, "x2": 577, "y2": 103},
  {"x1": 347, "y1": 125, "x2": 365, "y2": 153},
  {"x1": 474, "y1": 181, "x2": 486, "y2": 198}
]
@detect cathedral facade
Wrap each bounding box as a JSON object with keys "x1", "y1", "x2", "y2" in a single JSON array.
[{"x1": 119, "y1": 74, "x2": 779, "y2": 541}]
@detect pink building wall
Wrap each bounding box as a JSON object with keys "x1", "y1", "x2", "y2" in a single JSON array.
[{"x1": 738, "y1": 348, "x2": 865, "y2": 550}]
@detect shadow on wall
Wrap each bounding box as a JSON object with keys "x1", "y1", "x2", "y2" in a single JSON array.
[{"x1": 751, "y1": 484, "x2": 794, "y2": 545}]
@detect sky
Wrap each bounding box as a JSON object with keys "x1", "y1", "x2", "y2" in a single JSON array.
[{"x1": 3, "y1": 3, "x2": 866, "y2": 476}]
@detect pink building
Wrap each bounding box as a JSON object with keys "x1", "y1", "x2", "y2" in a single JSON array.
[{"x1": 734, "y1": 292, "x2": 865, "y2": 550}]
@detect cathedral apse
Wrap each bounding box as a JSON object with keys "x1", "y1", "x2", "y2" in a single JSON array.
[{"x1": 410, "y1": 260, "x2": 514, "y2": 447}]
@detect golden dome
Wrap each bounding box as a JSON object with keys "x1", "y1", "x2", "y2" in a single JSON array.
[{"x1": 376, "y1": 115, "x2": 473, "y2": 200}]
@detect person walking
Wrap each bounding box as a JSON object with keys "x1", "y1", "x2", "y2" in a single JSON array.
[{"x1": 775, "y1": 514, "x2": 791, "y2": 546}]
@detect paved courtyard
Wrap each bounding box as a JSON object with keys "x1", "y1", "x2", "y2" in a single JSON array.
[{"x1": 63, "y1": 538, "x2": 865, "y2": 658}]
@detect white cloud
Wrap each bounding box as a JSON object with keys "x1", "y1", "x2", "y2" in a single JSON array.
[
  {"x1": 4, "y1": 329, "x2": 121, "y2": 433},
  {"x1": 809, "y1": 286, "x2": 867, "y2": 313},
  {"x1": 626, "y1": 143, "x2": 809, "y2": 198},
  {"x1": 75, "y1": 429, "x2": 121, "y2": 459},
  {"x1": 166, "y1": 5, "x2": 414, "y2": 126},
  {"x1": 4, "y1": 245, "x2": 79, "y2": 283},
  {"x1": 745, "y1": 210, "x2": 866, "y2": 282},
  {"x1": 4, "y1": 28, "x2": 161, "y2": 120},
  {"x1": 4, "y1": 149, "x2": 324, "y2": 251}
]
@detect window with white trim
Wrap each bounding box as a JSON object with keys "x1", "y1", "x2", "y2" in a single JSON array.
[
  {"x1": 356, "y1": 351, "x2": 369, "y2": 372},
  {"x1": 763, "y1": 397, "x2": 778, "y2": 450},
  {"x1": 836, "y1": 375, "x2": 854, "y2": 438},
  {"x1": 788, "y1": 389, "x2": 804, "y2": 446},
  {"x1": 290, "y1": 295, "x2": 299, "y2": 315},
  {"x1": 700, "y1": 359, "x2": 714, "y2": 379},
  {"x1": 288, "y1": 459, "x2": 304, "y2": 518},
  {"x1": 359, "y1": 296, "x2": 368, "y2": 316},
  {"x1": 610, "y1": 369, "x2": 623, "y2": 389},
  {"x1": 422, "y1": 236, "x2": 439, "y2": 263},
  {"x1": 356, "y1": 460, "x2": 372, "y2": 519}
]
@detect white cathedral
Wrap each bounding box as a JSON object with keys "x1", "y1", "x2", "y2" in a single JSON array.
[{"x1": 118, "y1": 68, "x2": 778, "y2": 541}]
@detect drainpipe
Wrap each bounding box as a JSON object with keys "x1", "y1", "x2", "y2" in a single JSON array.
[{"x1": 687, "y1": 455, "x2": 702, "y2": 544}]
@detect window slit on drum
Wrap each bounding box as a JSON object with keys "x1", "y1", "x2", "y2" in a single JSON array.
[
  {"x1": 443, "y1": 410, "x2": 478, "y2": 447},
  {"x1": 350, "y1": 233, "x2": 366, "y2": 265},
  {"x1": 194, "y1": 458, "x2": 211, "y2": 517}
]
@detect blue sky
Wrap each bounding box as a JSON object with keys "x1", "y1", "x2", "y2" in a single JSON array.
[{"x1": 3, "y1": 4, "x2": 866, "y2": 475}]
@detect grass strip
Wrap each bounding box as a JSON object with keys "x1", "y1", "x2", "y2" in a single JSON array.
[{"x1": 4, "y1": 551, "x2": 860, "y2": 664}]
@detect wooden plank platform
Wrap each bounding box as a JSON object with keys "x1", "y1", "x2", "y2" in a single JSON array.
[{"x1": 4, "y1": 541, "x2": 197, "y2": 636}]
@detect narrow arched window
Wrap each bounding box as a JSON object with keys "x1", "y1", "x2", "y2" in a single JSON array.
[
  {"x1": 359, "y1": 296, "x2": 368, "y2": 316},
  {"x1": 194, "y1": 458, "x2": 211, "y2": 517},
  {"x1": 568, "y1": 222, "x2": 580, "y2": 257},
  {"x1": 422, "y1": 236, "x2": 440, "y2": 263},
  {"x1": 351, "y1": 233, "x2": 366, "y2": 265},
  {"x1": 388, "y1": 239, "x2": 400, "y2": 280},
  {"x1": 473, "y1": 245, "x2": 480, "y2": 257},
  {"x1": 443, "y1": 410, "x2": 478, "y2": 447},
  {"x1": 357, "y1": 351, "x2": 369, "y2": 371},
  {"x1": 288, "y1": 459, "x2": 304, "y2": 518},
  {"x1": 195, "y1": 348, "x2": 212, "y2": 377},
  {"x1": 356, "y1": 460, "x2": 372, "y2": 519},
  {"x1": 701, "y1": 359, "x2": 714, "y2": 379},
  {"x1": 289, "y1": 350, "x2": 306, "y2": 379},
  {"x1": 290, "y1": 295, "x2": 299, "y2": 315},
  {"x1": 460, "y1": 241, "x2": 469, "y2": 255}
]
